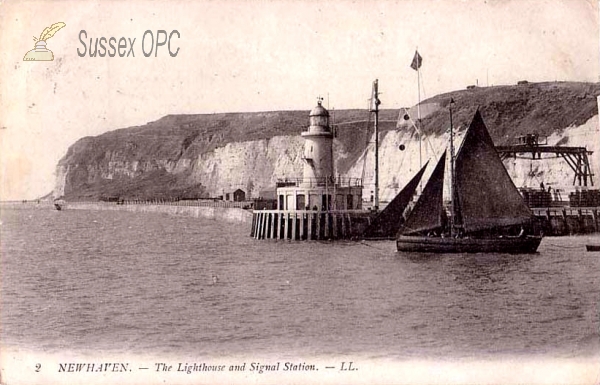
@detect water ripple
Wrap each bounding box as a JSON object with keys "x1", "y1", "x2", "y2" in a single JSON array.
[{"x1": 1, "y1": 208, "x2": 599, "y2": 359}]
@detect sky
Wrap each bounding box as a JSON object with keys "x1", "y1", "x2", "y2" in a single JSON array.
[{"x1": 0, "y1": 0, "x2": 598, "y2": 200}]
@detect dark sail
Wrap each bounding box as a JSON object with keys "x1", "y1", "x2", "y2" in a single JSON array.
[
  {"x1": 401, "y1": 152, "x2": 446, "y2": 235},
  {"x1": 454, "y1": 110, "x2": 533, "y2": 233},
  {"x1": 362, "y1": 162, "x2": 429, "y2": 239}
]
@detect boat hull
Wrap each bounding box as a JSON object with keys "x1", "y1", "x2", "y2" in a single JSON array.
[{"x1": 396, "y1": 235, "x2": 542, "y2": 254}]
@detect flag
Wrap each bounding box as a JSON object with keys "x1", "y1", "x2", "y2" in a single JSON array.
[
  {"x1": 410, "y1": 50, "x2": 422, "y2": 71},
  {"x1": 370, "y1": 79, "x2": 381, "y2": 112}
]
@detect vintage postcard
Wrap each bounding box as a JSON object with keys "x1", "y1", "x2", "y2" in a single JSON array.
[{"x1": 1, "y1": 0, "x2": 599, "y2": 384}]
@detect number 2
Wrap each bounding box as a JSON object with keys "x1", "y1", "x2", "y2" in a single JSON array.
[{"x1": 35, "y1": 363, "x2": 41, "y2": 372}]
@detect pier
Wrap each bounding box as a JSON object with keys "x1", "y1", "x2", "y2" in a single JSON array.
[
  {"x1": 250, "y1": 207, "x2": 600, "y2": 239},
  {"x1": 533, "y1": 207, "x2": 600, "y2": 236},
  {"x1": 250, "y1": 210, "x2": 372, "y2": 240}
]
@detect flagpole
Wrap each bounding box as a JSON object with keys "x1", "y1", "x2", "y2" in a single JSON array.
[
  {"x1": 449, "y1": 98, "x2": 455, "y2": 237},
  {"x1": 417, "y1": 65, "x2": 422, "y2": 171},
  {"x1": 416, "y1": 48, "x2": 423, "y2": 191}
]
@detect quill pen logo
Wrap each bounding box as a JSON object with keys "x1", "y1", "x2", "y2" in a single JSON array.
[{"x1": 23, "y1": 22, "x2": 66, "y2": 61}]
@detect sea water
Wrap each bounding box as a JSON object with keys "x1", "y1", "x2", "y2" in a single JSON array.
[{"x1": 1, "y1": 207, "x2": 599, "y2": 383}]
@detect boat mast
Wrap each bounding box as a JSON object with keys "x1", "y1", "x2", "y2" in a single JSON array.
[
  {"x1": 417, "y1": 61, "x2": 422, "y2": 175},
  {"x1": 449, "y1": 98, "x2": 456, "y2": 237},
  {"x1": 371, "y1": 79, "x2": 381, "y2": 212},
  {"x1": 412, "y1": 48, "x2": 423, "y2": 192},
  {"x1": 332, "y1": 107, "x2": 337, "y2": 210}
]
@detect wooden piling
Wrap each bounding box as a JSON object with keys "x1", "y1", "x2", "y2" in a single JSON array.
[
  {"x1": 279, "y1": 213, "x2": 284, "y2": 239},
  {"x1": 282, "y1": 213, "x2": 288, "y2": 239},
  {"x1": 332, "y1": 214, "x2": 338, "y2": 239},
  {"x1": 316, "y1": 213, "x2": 321, "y2": 240},
  {"x1": 264, "y1": 213, "x2": 269, "y2": 239},
  {"x1": 255, "y1": 213, "x2": 262, "y2": 239},
  {"x1": 250, "y1": 213, "x2": 256, "y2": 237},
  {"x1": 257, "y1": 213, "x2": 262, "y2": 239},
  {"x1": 292, "y1": 213, "x2": 298, "y2": 240},
  {"x1": 256, "y1": 213, "x2": 262, "y2": 239},
  {"x1": 562, "y1": 208, "x2": 569, "y2": 235},
  {"x1": 262, "y1": 212, "x2": 268, "y2": 239},
  {"x1": 348, "y1": 214, "x2": 353, "y2": 236},
  {"x1": 255, "y1": 213, "x2": 260, "y2": 239}
]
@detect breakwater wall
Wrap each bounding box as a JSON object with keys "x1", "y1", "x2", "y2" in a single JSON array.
[
  {"x1": 4, "y1": 202, "x2": 600, "y2": 236},
  {"x1": 1, "y1": 200, "x2": 253, "y2": 224}
]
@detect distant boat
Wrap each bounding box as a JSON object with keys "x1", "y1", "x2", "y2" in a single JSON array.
[
  {"x1": 396, "y1": 109, "x2": 543, "y2": 254},
  {"x1": 53, "y1": 199, "x2": 65, "y2": 211},
  {"x1": 586, "y1": 245, "x2": 600, "y2": 252}
]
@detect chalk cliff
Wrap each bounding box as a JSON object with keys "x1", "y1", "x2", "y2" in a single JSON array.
[{"x1": 55, "y1": 81, "x2": 600, "y2": 201}]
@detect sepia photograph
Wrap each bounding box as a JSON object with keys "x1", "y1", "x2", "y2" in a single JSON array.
[{"x1": 1, "y1": 0, "x2": 599, "y2": 384}]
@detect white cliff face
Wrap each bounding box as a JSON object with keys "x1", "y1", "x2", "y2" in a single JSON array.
[
  {"x1": 347, "y1": 115, "x2": 600, "y2": 203},
  {"x1": 54, "y1": 164, "x2": 68, "y2": 198},
  {"x1": 187, "y1": 136, "x2": 306, "y2": 198},
  {"x1": 54, "y1": 147, "x2": 186, "y2": 198},
  {"x1": 54, "y1": 113, "x2": 600, "y2": 201}
]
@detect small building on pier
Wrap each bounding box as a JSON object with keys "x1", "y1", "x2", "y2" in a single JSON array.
[{"x1": 225, "y1": 188, "x2": 246, "y2": 202}]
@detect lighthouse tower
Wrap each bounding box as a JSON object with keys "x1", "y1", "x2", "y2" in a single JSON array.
[
  {"x1": 274, "y1": 99, "x2": 363, "y2": 212},
  {"x1": 251, "y1": 97, "x2": 370, "y2": 241},
  {"x1": 301, "y1": 98, "x2": 333, "y2": 186}
]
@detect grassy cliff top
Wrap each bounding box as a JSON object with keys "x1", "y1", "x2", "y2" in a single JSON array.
[
  {"x1": 58, "y1": 81, "x2": 600, "y2": 200},
  {"x1": 420, "y1": 81, "x2": 600, "y2": 143},
  {"x1": 61, "y1": 108, "x2": 399, "y2": 167},
  {"x1": 63, "y1": 81, "x2": 600, "y2": 167}
]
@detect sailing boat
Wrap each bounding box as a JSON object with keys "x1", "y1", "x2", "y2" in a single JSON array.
[
  {"x1": 53, "y1": 199, "x2": 65, "y2": 211},
  {"x1": 396, "y1": 109, "x2": 543, "y2": 253},
  {"x1": 362, "y1": 161, "x2": 428, "y2": 239}
]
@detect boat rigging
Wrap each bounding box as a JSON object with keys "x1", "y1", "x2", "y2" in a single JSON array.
[{"x1": 395, "y1": 107, "x2": 543, "y2": 253}]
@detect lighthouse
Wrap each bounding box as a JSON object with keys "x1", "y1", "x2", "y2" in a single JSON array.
[
  {"x1": 250, "y1": 97, "x2": 373, "y2": 240},
  {"x1": 300, "y1": 98, "x2": 334, "y2": 186},
  {"x1": 274, "y1": 99, "x2": 363, "y2": 212}
]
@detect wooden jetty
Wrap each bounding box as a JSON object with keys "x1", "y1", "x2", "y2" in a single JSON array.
[
  {"x1": 250, "y1": 210, "x2": 373, "y2": 240},
  {"x1": 532, "y1": 207, "x2": 600, "y2": 236}
]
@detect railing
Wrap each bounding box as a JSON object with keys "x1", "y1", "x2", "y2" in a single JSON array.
[
  {"x1": 110, "y1": 199, "x2": 253, "y2": 209},
  {"x1": 253, "y1": 209, "x2": 371, "y2": 214},
  {"x1": 0, "y1": 200, "x2": 56, "y2": 207},
  {"x1": 532, "y1": 207, "x2": 600, "y2": 216},
  {"x1": 276, "y1": 176, "x2": 363, "y2": 188},
  {"x1": 2, "y1": 199, "x2": 254, "y2": 209}
]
